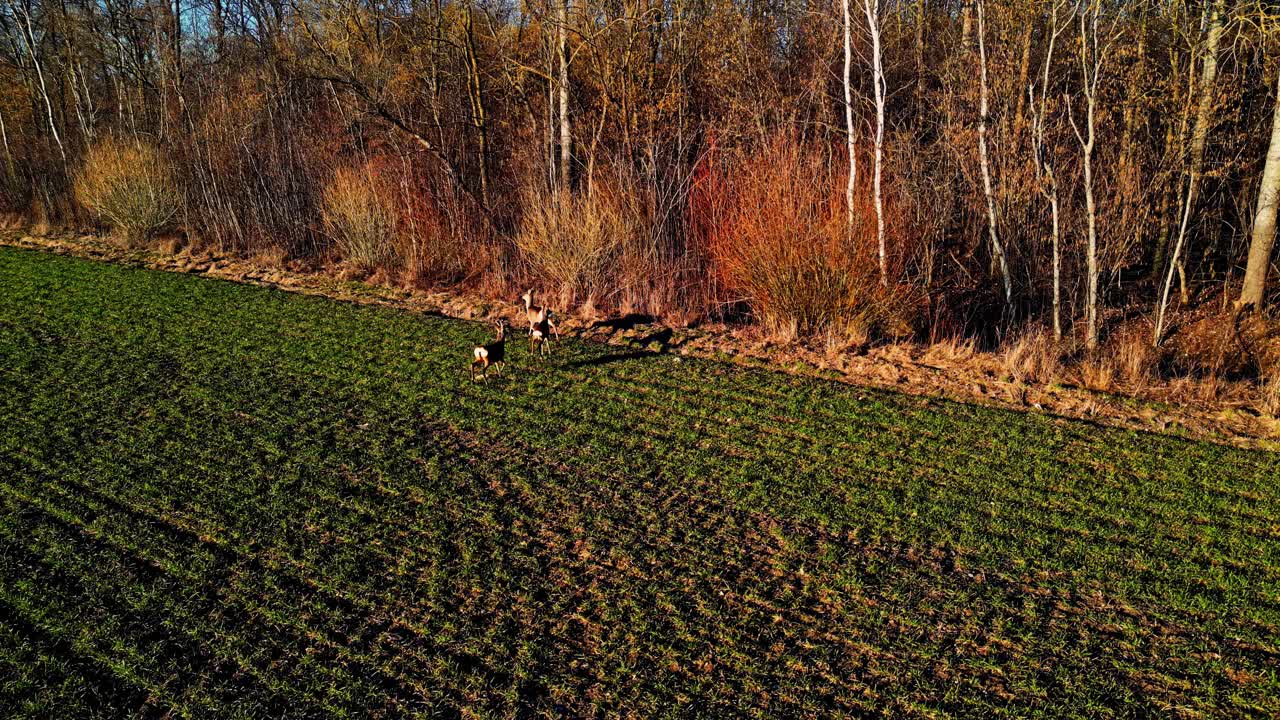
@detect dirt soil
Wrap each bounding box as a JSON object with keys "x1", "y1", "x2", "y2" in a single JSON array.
[{"x1": 5, "y1": 230, "x2": 1278, "y2": 451}]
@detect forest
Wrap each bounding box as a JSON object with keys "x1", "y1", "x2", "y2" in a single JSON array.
[{"x1": 1, "y1": 0, "x2": 1278, "y2": 380}]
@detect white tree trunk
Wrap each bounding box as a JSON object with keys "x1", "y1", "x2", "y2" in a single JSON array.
[
  {"x1": 1240, "y1": 69, "x2": 1280, "y2": 311},
  {"x1": 1051, "y1": 191, "x2": 1063, "y2": 338},
  {"x1": 0, "y1": 105, "x2": 13, "y2": 181},
  {"x1": 546, "y1": 32, "x2": 555, "y2": 189},
  {"x1": 1154, "y1": 0, "x2": 1226, "y2": 344},
  {"x1": 975, "y1": 0, "x2": 1011, "y2": 312},
  {"x1": 1081, "y1": 122, "x2": 1099, "y2": 349},
  {"x1": 1030, "y1": 0, "x2": 1068, "y2": 340},
  {"x1": 842, "y1": 0, "x2": 857, "y2": 243},
  {"x1": 557, "y1": 0, "x2": 572, "y2": 192},
  {"x1": 11, "y1": 0, "x2": 66, "y2": 164},
  {"x1": 863, "y1": 0, "x2": 887, "y2": 286},
  {"x1": 1068, "y1": 1, "x2": 1105, "y2": 351}
]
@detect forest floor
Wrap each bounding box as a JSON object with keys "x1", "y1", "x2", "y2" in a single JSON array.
[
  {"x1": 3, "y1": 230, "x2": 1279, "y2": 451},
  {"x1": 2, "y1": 245, "x2": 1279, "y2": 718}
]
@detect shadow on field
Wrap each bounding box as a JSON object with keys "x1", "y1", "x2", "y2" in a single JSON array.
[
  {"x1": 564, "y1": 350, "x2": 653, "y2": 369},
  {"x1": 588, "y1": 313, "x2": 654, "y2": 331}
]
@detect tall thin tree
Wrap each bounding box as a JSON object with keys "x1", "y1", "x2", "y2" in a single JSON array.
[
  {"x1": 1239, "y1": 69, "x2": 1280, "y2": 312},
  {"x1": 1066, "y1": 0, "x2": 1115, "y2": 351},
  {"x1": 863, "y1": 0, "x2": 887, "y2": 286},
  {"x1": 1154, "y1": 0, "x2": 1228, "y2": 344},
  {"x1": 557, "y1": 0, "x2": 571, "y2": 192},
  {"x1": 1029, "y1": 0, "x2": 1070, "y2": 340},
  {"x1": 975, "y1": 0, "x2": 1012, "y2": 313},
  {"x1": 842, "y1": 0, "x2": 857, "y2": 246}
]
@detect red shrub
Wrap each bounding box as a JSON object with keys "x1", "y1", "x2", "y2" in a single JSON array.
[{"x1": 693, "y1": 133, "x2": 910, "y2": 340}]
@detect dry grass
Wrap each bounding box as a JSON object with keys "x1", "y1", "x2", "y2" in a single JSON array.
[
  {"x1": 608, "y1": 177, "x2": 681, "y2": 318},
  {"x1": 396, "y1": 178, "x2": 490, "y2": 288},
  {"x1": 1110, "y1": 324, "x2": 1158, "y2": 389},
  {"x1": 321, "y1": 163, "x2": 400, "y2": 271},
  {"x1": 923, "y1": 335, "x2": 980, "y2": 366},
  {"x1": 1077, "y1": 355, "x2": 1117, "y2": 394},
  {"x1": 515, "y1": 186, "x2": 637, "y2": 306},
  {"x1": 1262, "y1": 375, "x2": 1280, "y2": 418},
  {"x1": 1058, "y1": 322, "x2": 1160, "y2": 395},
  {"x1": 1002, "y1": 329, "x2": 1062, "y2": 385},
  {"x1": 73, "y1": 138, "x2": 178, "y2": 245}
]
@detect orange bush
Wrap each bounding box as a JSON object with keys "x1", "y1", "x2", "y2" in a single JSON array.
[
  {"x1": 378, "y1": 156, "x2": 489, "y2": 287},
  {"x1": 695, "y1": 134, "x2": 899, "y2": 339},
  {"x1": 73, "y1": 138, "x2": 178, "y2": 244},
  {"x1": 321, "y1": 163, "x2": 400, "y2": 271},
  {"x1": 322, "y1": 156, "x2": 492, "y2": 283}
]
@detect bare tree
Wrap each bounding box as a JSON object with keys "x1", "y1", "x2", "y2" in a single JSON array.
[
  {"x1": 1066, "y1": 0, "x2": 1115, "y2": 351},
  {"x1": 1154, "y1": 0, "x2": 1228, "y2": 345},
  {"x1": 842, "y1": 0, "x2": 857, "y2": 246},
  {"x1": 862, "y1": 0, "x2": 888, "y2": 285},
  {"x1": 1029, "y1": 0, "x2": 1070, "y2": 340},
  {"x1": 292, "y1": 1, "x2": 493, "y2": 220},
  {"x1": 463, "y1": 1, "x2": 490, "y2": 206},
  {"x1": 1239, "y1": 69, "x2": 1280, "y2": 312},
  {"x1": 557, "y1": 0, "x2": 571, "y2": 191},
  {"x1": 3, "y1": 0, "x2": 1280, "y2": 360},
  {"x1": 975, "y1": 0, "x2": 1011, "y2": 313},
  {"x1": 6, "y1": 0, "x2": 65, "y2": 164}
]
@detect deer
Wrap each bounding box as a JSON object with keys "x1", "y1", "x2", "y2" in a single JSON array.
[
  {"x1": 529, "y1": 316, "x2": 553, "y2": 357},
  {"x1": 470, "y1": 320, "x2": 507, "y2": 382},
  {"x1": 520, "y1": 289, "x2": 560, "y2": 341}
]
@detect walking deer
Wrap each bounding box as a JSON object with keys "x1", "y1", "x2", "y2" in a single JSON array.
[
  {"x1": 470, "y1": 320, "x2": 507, "y2": 382},
  {"x1": 520, "y1": 290, "x2": 560, "y2": 340}
]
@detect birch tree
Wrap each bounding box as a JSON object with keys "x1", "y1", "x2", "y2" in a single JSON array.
[
  {"x1": 0, "y1": 105, "x2": 12, "y2": 183},
  {"x1": 975, "y1": 0, "x2": 1011, "y2": 313},
  {"x1": 557, "y1": 0, "x2": 571, "y2": 192},
  {"x1": 862, "y1": 0, "x2": 887, "y2": 286},
  {"x1": 6, "y1": 0, "x2": 65, "y2": 164},
  {"x1": 1239, "y1": 69, "x2": 1280, "y2": 312},
  {"x1": 1029, "y1": 0, "x2": 1070, "y2": 340},
  {"x1": 842, "y1": 0, "x2": 857, "y2": 246},
  {"x1": 1066, "y1": 0, "x2": 1115, "y2": 351},
  {"x1": 1154, "y1": 0, "x2": 1228, "y2": 345}
]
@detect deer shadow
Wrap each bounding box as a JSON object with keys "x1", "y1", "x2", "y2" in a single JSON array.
[
  {"x1": 589, "y1": 313, "x2": 655, "y2": 332},
  {"x1": 564, "y1": 350, "x2": 654, "y2": 369}
]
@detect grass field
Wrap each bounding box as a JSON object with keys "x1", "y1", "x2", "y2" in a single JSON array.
[{"x1": 1, "y1": 247, "x2": 1278, "y2": 718}]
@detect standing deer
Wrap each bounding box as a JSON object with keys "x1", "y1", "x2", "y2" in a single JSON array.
[
  {"x1": 470, "y1": 320, "x2": 507, "y2": 382},
  {"x1": 520, "y1": 289, "x2": 560, "y2": 340},
  {"x1": 529, "y1": 316, "x2": 553, "y2": 357}
]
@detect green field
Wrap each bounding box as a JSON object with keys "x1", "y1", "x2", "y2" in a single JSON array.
[{"x1": 1, "y1": 247, "x2": 1278, "y2": 718}]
